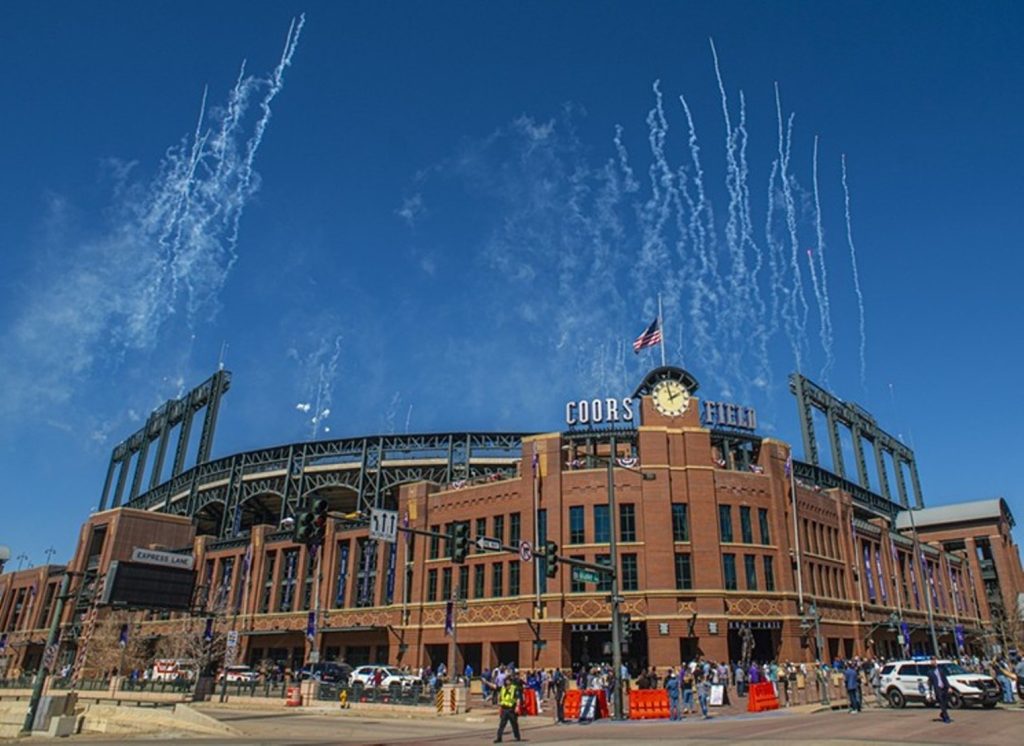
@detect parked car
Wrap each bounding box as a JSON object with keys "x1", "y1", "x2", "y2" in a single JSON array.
[
  {"x1": 298, "y1": 661, "x2": 352, "y2": 684},
  {"x1": 217, "y1": 665, "x2": 259, "y2": 683},
  {"x1": 879, "y1": 659, "x2": 1000, "y2": 709},
  {"x1": 151, "y1": 659, "x2": 196, "y2": 682},
  {"x1": 350, "y1": 665, "x2": 421, "y2": 689}
]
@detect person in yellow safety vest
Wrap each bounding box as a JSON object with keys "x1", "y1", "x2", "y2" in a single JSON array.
[{"x1": 494, "y1": 675, "x2": 522, "y2": 743}]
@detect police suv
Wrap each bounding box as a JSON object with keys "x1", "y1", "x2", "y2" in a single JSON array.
[{"x1": 879, "y1": 659, "x2": 1000, "y2": 709}]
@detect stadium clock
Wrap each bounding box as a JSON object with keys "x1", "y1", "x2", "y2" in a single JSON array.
[{"x1": 652, "y1": 379, "x2": 690, "y2": 417}]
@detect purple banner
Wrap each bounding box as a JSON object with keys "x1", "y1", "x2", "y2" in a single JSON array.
[
  {"x1": 863, "y1": 544, "x2": 876, "y2": 602},
  {"x1": 335, "y1": 542, "x2": 349, "y2": 608},
  {"x1": 946, "y1": 563, "x2": 959, "y2": 614},
  {"x1": 910, "y1": 560, "x2": 920, "y2": 609},
  {"x1": 385, "y1": 540, "x2": 397, "y2": 604},
  {"x1": 306, "y1": 611, "x2": 316, "y2": 641},
  {"x1": 900, "y1": 621, "x2": 911, "y2": 655},
  {"x1": 954, "y1": 624, "x2": 965, "y2": 651},
  {"x1": 444, "y1": 599, "x2": 454, "y2": 637},
  {"x1": 925, "y1": 556, "x2": 939, "y2": 608},
  {"x1": 874, "y1": 546, "x2": 888, "y2": 603}
]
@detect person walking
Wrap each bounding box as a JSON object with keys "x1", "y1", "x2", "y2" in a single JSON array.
[
  {"x1": 735, "y1": 662, "x2": 746, "y2": 696},
  {"x1": 552, "y1": 668, "x2": 567, "y2": 724},
  {"x1": 681, "y1": 665, "x2": 695, "y2": 716},
  {"x1": 494, "y1": 674, "x2": 522, "y2": 742},
  {"x1": 665, "y1": 671, "x2": 681, "y2": 720},
  {"x1": 697, "y1": 672, "x2": 712, "y2": 719},
  {"x1": 844, "y1": 660, "x2": 861, "y2": 713},
  {"x1": 927, "y1": 658, "x2": 952, "y2": 724}
]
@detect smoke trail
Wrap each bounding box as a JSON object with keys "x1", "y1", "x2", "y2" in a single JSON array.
[
  {"x1": 125, "y1": 14, "x2": 306, "y2": 349},
  {"x1": 709, "y1": 38, "x2": 749, "y2": 392},
  {"x1": 295, "y1": 334, "x2": 343, "y2": 439},
  {"x1": 774, "y1": 83, "x2": 809, "y2": 372},
  {"x1": 841, "y1": 154, "x2": 868, "y2": 389},
  {"x1": 811, "y1": 136, "x2": 835, "y2": 383},
  {"x1": 0, "y1": 17, "x2": 305, "y2": 424},
  {"x1": 678, "y1": 94, "x2": 723, "y2": 380},
  {"x1": 735, "y1": 90, "x2": 771, "y2": 392}
]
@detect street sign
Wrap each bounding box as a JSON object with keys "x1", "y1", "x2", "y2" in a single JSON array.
[
  {"x1": 475, "y1": 536, "x2": 502, "y2": 552},
  {"x1": 369, "y1": 508, "x2": 399, "y2": 543},
  {"x1": 519, "y1": 541, "x2": 533, "y2": 562},
  {"x1": 572, "y1": 566, "x2": 601, "y2": 584}
]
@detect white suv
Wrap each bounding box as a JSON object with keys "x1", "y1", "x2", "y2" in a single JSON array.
[
  {"x1": 350, "y1": 665, "x2": 421, "y2": 690},
  {"x1": 879, "y1": 660, "x2": 1000, "y2": 709}
]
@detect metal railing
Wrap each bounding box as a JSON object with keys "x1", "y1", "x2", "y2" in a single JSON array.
[
  {"x1": 317, "y1": 682, "x2": 433, "y2": 707},
  {"x1": 118, "y1": 678, "x2": 195, "y2": 694},
  {"x1": 49, "y1": 677, "x2": 108, "y2": 691},
  {"x1": 0, "y1": 675, "x2": 35, "y2": 689}
]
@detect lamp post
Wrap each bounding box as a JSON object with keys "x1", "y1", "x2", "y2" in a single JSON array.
[{"x1": 805, "y1": 603, "x2": 829, "y2": 705}]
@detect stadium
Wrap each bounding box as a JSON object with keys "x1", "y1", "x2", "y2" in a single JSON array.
[{"x1": 1, "y1": 364, "x2": 1022, "y2": 681}]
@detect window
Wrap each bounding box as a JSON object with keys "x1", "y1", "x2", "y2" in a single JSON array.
[
  {"x1": 429, "y1": 525, "x2": 441, "y2": 559},
  {"x1": 510, "y1": 512, "x2": 521, "y2": 546},
  {"x1": 744, "y1": 554, "x2": 757, "y2": 590},
  {"x1": 427, "y1": 569, "x2": 438, "y2": 602},
  {"x1": 740, "y1": 506, "x2": 753, "y2": 543},
  {"x1": 763, "y1": 556, "x2": 775, "y2": 591},
  {"x1": 474, "y1": 565, "x2": 485, "y2": 598},
  {"x1": 723, "y1": 553, "x2": 737, "y2": 591},
  {"x1": 354, "y1": 539, "x2": 378, "y2": 607},
  {"x1": 621, "y1": 554, "x2": 639, "y2": 591},
  {"x1": 278, "y1": 549, "x2": 300, "y2": 611},
  {"x1": 596, "y1": 554, "x2": 613, "y2": 592},
  {"x1": 674, "y1": 553, "x2": 693, "y2": 590},
  {"x1": 494, "y1": 515, "x2": 505, "y2": 545},
  {"x1": 671, "y1": 504, "x2": 690, "y2": 542},
  {"x1": 719, "y1": 505, "x2": 733, "y2": 543},
  {"x1": 458, "y1": 566, "x2": 469, "y2": 600},
  {"x1": 260, "y1": 551, "x2": 276, "y2": 613},
  {"x1": 594, "y1": 505, "x2": 610, "y2": 543},
  {"x1": 620, "y1": 504, "x2": 637, "y2": 542},
  {"x1": 569, "y1": 506, "x2": 585, "y2": 544},
  {"x1": 509, "y1": 561, "x2": 521, "y2": 596},
  {"x1": 442, "y1": 567, "x2": 452, "y2": 600},
  {"x1": 492, "y1": 562, "x2": 504, "y2": 597},
  {"x1": 758, "y1": 508, "x2": 771, "y2": 545},
  {"x1": 476, "y1": 518, "x2": 487, "y2": 543},
  {"x1": 570, "y1": 555, "x2": 586, "y2": 592},
  {"x1": 335, "y1": 540, "x2": 352, "y2": 609}
]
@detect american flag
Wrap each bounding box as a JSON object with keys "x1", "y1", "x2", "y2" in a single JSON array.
[{"x1": 632, "y1": 318, "x2": 662, "y2": 353}]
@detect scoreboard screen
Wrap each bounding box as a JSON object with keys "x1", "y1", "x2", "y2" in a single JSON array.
[{"x1": 99, "y1": 560, "x2": 196, "y2": 611}]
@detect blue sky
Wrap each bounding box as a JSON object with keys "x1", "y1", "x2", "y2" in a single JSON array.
[{"x1": 2, "y1": 1, "x2": 1022, "y2": 566}]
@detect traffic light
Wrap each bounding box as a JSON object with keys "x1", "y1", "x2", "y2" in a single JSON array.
[
  {"x1": 450, "y1": 521, "x2": 470, "y2": 564},
  {"x1": 621, "y1": 613, "x2": 632, "y2": 642},
  {"x1": 545, "y1": 541, "x2": 559, "y2": 579},
  {"x1": 294, "y1": 511, "x2": 315, "y2": 545},
  {"x1": 312, "y1": 498, "x2": 329, "y2": 546}
]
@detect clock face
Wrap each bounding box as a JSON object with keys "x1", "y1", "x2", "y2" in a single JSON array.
[{"x1": 652, "y1": 379, "x2": 690, "y2": 417}]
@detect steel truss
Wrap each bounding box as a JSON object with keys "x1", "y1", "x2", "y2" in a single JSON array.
[
  {"x1": 790, "y1": 373, "x2": 923, "y2": 508},
  {"x1": 99, "y1": 370, "x2": 231, "y2": 511},
  {"x1": 124, "y1": 432, "x2": 532, "y2": 538}
]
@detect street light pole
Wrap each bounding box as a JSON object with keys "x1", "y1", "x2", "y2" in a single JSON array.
[
  {"x1": 807, "y1": 603, "x2": 829, "y2": 705},
  {"x1": 606, "y1": 435, "x2": 624, "y2": 721}
]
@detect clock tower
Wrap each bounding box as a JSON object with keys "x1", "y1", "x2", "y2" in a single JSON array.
[{"x1": 633, "y1": 366, "x2": 702, "y2": 428}]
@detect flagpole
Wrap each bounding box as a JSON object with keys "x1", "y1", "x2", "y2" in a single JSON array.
[{"x1": 657, "y1": 294, "x2": 666, "y2": 367}]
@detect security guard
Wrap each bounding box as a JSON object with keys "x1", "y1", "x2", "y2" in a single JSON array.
[{"x1": 494, "y1": 673, "x2": 522, "y2": 743}]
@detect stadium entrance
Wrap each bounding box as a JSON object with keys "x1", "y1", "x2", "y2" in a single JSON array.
[
  {"x1": 570, "y1": 622, "x2": 648, "y2": 672},
  {"x1": 727, "y1": 621, "x2": 782, "y2": 663}
]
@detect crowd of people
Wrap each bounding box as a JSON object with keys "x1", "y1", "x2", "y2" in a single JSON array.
[{"x1": 468, "y1": 651, "x2": 1024, "y2": 733}]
